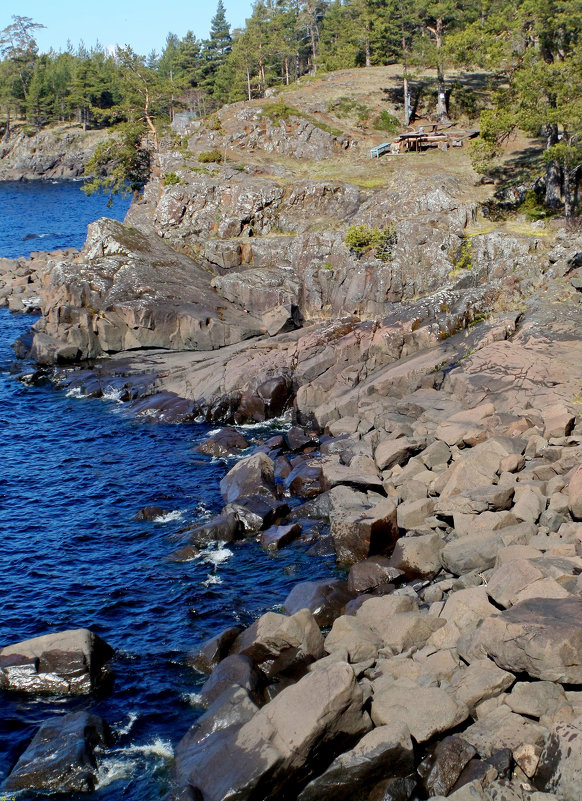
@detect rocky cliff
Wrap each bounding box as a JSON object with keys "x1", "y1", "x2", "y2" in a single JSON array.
[
  {"x1": 0, "y1": 124, "x2": 107, "y2": 180},
  {"x1": 6, "y1": 68, "x2": 582, "y2": 801}
]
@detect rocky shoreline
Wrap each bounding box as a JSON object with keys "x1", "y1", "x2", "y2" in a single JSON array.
[
  {"x1": 3, "y1": 86, "x2": 582, "y2": 800},
  {"x1": 0, "y1": 124, "x2": 108, "y2": 181}
]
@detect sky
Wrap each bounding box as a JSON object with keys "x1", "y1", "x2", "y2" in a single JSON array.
[{"x1": 2, "y1": 0, "x2": 254, "y2": 57}]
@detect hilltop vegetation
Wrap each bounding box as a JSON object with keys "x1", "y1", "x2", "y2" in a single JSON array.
[{"x1": 0, "y1": 0, "x2": 580, "y2": 214}]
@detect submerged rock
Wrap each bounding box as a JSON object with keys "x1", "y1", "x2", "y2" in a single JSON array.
[
  {"x1": 4, "y1": 711, "x2": 108, "y2": 792},
  {"x1": 197, "y1": 428, "x2": 250, "y2": 457}
]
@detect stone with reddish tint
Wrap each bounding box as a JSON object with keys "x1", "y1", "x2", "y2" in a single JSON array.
[{"x1": 260, "y1": 523, "x2": 302, "y2": 552}]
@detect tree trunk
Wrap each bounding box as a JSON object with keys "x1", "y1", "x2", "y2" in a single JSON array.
[
  {"x1": 402, "y1": 29, "x2": 410, "y2": 126},
  {"x1": 143, "y1": 87, "x2": 158, "y2": 151},
  {"x1": 563, "y1": 163, "x2": 573, "y2": 217},
  {"x1": 365, "y1": 23, "x2": 371, "y2": 67},
  {"x1": 285, "y1": 56, "x2": 289, "y2": 85},
  {"x1": 544, "y1": 123, "x2": 562, "y2": 208},
  {"x1": 434, "y1": 18, "x2": 449, "y2": 123},
  {"x1": 246, "y1": 68, "x2": 252, "y2": 102}
]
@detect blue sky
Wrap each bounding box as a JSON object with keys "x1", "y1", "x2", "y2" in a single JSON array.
[{"x1": 2, "y1": 1, "x2": 254, "y2": 56}]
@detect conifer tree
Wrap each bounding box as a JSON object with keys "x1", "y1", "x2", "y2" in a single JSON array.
[{"x1": 200, "y1": 1, "x2": 232, "y2": 94}]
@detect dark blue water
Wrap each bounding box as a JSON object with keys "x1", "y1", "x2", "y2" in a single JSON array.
[
  {"x1": 0, "y1": 180, "x2": 130, "y2": 258},
  {"x1": 0, "y1": 183, "x2": 337, "y2": 799}
]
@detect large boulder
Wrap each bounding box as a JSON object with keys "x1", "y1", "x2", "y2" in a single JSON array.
[
  {"x1": 200, "y1": 654, "x2": 261, "y2": 706},
  {"x1": 297, "y1": 723, "x2": 414, "y2": 801},
  {"x1": 420, "y1": 736, "x2": 477, "y2": 798},
  {"x1": 440, "y1": 523, "x2": 533, "y2": 576},
  {"x1": 371, "y1": 682, "x2": 469, "y2": 743},
  {"x1": 220, "y1": 452, "x2": 276, "y2": 504},
  {"x1": 172, "y1": 661, "x2": 371, "y2": 801},
  {"x1": 0, "y1": 629, "x2": 114, "y2": 694},
  {"x1": 347, "y1": 556, "x2": 403, "y2": 594},
  {"x1": 461, "y1": 706, "x2": 546, "y2": 758},
  {"x1": 284, "y1": 580, "x2": 355, "y2": 627},
  {"x1": 231, "y1": 609, "x2": 324, "y2": 678},
  {"x1": 180, "y1": 512, "x2": 241, "y2": 547},
  {"x1": 449, "y1": 659, "x2": 515, "y2": 713},
  {"x1": 3, "y1": 711, "x2": 107, "y2": 792},
  {"x1": 438, "y1": 438, "x2": 524, "y2": 499},
  {"x1": 190, "y1": 625, "x2": 243, "y2": 673},
  {"x1": 197, "y1": 428, "x2": 250, "y2": 457},
  {"x1": 535, "y1": 717, "x2": 582, "y2": 799},
  {"x1": 461, "y1": 597, "x2": 582, "y2": 682},
  {"x1": 173, "y1": 686, "x2": 259, "y2": 796},
  {"x1": 328, "y1": 487, "x2": 399, "y2": 565},
  {"x1": 390, "y1": 533, "x2": 443, "y2": 578}
]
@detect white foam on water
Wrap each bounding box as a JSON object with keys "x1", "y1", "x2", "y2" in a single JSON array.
[
  {"x1": 194, "y1": 501, "x2": 213, "y2": 520},
  {"x1": 101, "y1": 385, "x2": 124, "y2": 403},
  {"x1": 235, "y1": 416, "x2": 290, "y2": 430},
  {"x1": 154, "y1": 510, "x2": 185, "y2": 523},
  {"x1": 122, "y1": 737, "x2": 174, "y2": 759},
  {"x1": 95, "y1": 757, "x2": 135, "y2": 788},
  {"x1": 114, "y1": 711, "x2": 139, "y2": 737},
  {"x1": 207, "y1": 428, "x2": 222, "y2": 436},
  {"x1": 201, "y1": 542, "x2": 233, "y2": 566},
  {"x1": 203, "y1": 573, "x2": 223, "y2": 587},
  {"x1": 65, "y1": 387, "x2": 87, "y2": 399},
  {"x1": 182, "y1": 692, "x2": 204, "y2": 706},
  {"x1": 95, "y1": 737, "x2": 174, "y2": 788}
]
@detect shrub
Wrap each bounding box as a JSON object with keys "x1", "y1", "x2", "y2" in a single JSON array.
[
  {"x1": 207, "y1": 114, "x2": 223, "y2": 132},
  {"x1": 344, "y1": 224, "x2": 397, "y2": 261},
  {"x1": 198, "y1": 149, "x2": 224, "y2": 163},
  {"x1": 328, "y1": 96, "x2": 370, "y2": 122},
  {"x1": 519, "y1": 190, "x2": 549, "y2": 221},
  {"x1": 373, "y1": 111, "x2": 400, "y2": 135},
  {"x1": 163, "y1": 171, "x2": 182, "y2": 186},
  {"x1": 261, "y1": 101, "x2": 298, "y2": 124},
  {"x1": 450, "y1": 236, "x2": 473, "y2": 274}
]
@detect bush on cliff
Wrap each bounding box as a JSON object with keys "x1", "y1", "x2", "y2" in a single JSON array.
[
  {"x1": 198, "y1": 149, "x2": 224, "y2": 163},
  {"x1": 344, "y1": 224, "x2": 397, "y2": 261}
]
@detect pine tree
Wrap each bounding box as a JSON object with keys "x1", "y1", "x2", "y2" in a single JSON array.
[{"x1": 200, "y1": 0, "x2": 233, "y2": 94}]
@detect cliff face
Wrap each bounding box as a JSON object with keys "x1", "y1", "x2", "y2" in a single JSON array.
[
  {"x1": 9, "y1": 69, "x2": 568, "y2": 426},
  {"x1": 0, "y1": 124, "x2": 107, "y2": 181}
]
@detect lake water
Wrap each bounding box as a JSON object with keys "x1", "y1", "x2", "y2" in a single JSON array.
[
  {"x1": 0, "y1": 182, "x2": 337, "y2": 800},
  {"x1": 0, "y1": 180, "x2": 129, "y2": 258}
]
